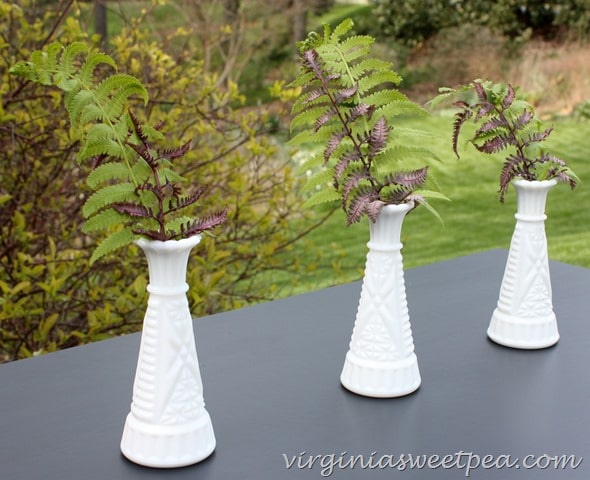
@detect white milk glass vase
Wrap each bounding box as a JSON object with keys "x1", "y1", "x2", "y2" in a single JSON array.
[
  {"x1": 340, "y1": 203, "x2": 421, "y2": 398},
  {"x1": 120, "y1": 235, "x2": 216, "y2": 468},
  {"x1": 488, "y1": 179, "x2": 559, "y2": 349}
]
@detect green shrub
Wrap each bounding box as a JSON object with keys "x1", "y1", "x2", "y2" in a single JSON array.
[
  {"x1": 372, "y1": 0, "x2": 590, "y2": 44},
  {"x1": 0, "y1": 1, "x2": 319, "y2": 362}
]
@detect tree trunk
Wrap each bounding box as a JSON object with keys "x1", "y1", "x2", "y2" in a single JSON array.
[{"x1": 94, "y1": 1, "x2": 107, "y2": 44}]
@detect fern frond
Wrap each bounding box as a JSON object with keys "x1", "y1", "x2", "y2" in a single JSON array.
[
  {"x1": 77, "y1": 136, "x2": 127, "y2": 163},
  {"x1": 357, "y1": 70, "x2": 402, "y2": 95},
  {"x1": 373, "y1": 146, "x2": 440, "y2": 177},
  {"x1": 302, "y1": 188, "x2": 341, "y2": 208},
  {"x1": 294, "y1": 151, "x2": 324, "y2": 175},
  {"x1": 82, "y1": 182, "x2": 137, "y2": 218},
  {"x1": 290, "y1": 18, "x2": 445, "y2": 224},
  {"x1": 350, "y1": 58, "x2": 397, "y2": 81},
  {"x1": 87, "y1": 74, "x2": 148, "y2": 125},
  {"x1": 82, "y1": 209, "x2": 128, "y2": 233},
  {"x1": 65, "y1": 89, "x2": 93, "y2": 129},
  {"x1": 178, "y1": 208, "x2": 229, "y2": 238},
  {"x1": 329, "y1": 17, "x2": 354, "y2": 41},
  {"x1": 86, "y1": 162, "x2": 131, "y2": 189},
  {"x1": 60, "y1": 42, "x2": 90, "y2": 76},
  {"x1": 290, "y1": 105, "x2": 334, "y2": 132},
  {"x1": 302, "y1": 168, "x2": 337, "y2": 193},
  {"x1": 89, "y1": 227, "x2": 136, "y2": 264},
  {"x1": 79, "y1": 51, "x2": 117, "y2": 86}
]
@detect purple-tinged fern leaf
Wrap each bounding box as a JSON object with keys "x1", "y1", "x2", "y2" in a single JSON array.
[
  {"x1": 452, "y1": 108, "x2": 473, "y2": 157},
  {"x1": 473, "y1": 81, "x2": 487, "y2": 102},
  {"x1": 383, "y1": 167, "x2": 428, "y2": 190},
  {"x1": 168, "y1": 186, "x2": 207, "y2": 212},
  {"x1": 112, "y1": 202, "x2": 152, "y2": 218},
  {"x1": 158, "y1": 140, "x2": 191, "y2": 161},
  {"x1": 475, "y1": 115, "x2": 508, "y2": 136},
  {"x1": 365, "y1": 200, "x2": 386, "y2": 223},
  {"x1": 341, "y1": 169, "x2": 371, "y2": 207},
  {"x1": 475, "y1": 134, "x2": 515, "y2": 154},
  {"x1": 368, "y1": 117, "x2": 389, "y2": 157},
  {"x1": 128, "y1": 109, "x2": 149, "y2": 144},
  {"x1": 324, "y1": 131, "x2": 347, "y2": 162},
  {"x1": 345, "y1": 103, "x2": 375, "y2": 123},
  {"x1": 538, "y1": 152, "x2": 566, "y2": 166},
  {"x1": 126, "y1": 140, "x2": 156, "y2": 166},
  {"x1": 503, "y1": 84, "x2": 515, "y2": 108},
  {"x1": 314, "y1": 108, "x2": 336, "y2": 132},
  {"x1": 179, "y1": 207, "x2": 229, "y2": 237},
  {"x1": 514, "y1": 109, "x2": 534, "y2": 130},
  {"x1": 522, "y1": 128, "x2": 553, "y2": 146},
  {"x1": 347, "y1": 190, "x2": 378, "y2": 225},
  {"x1": 335, "y1": 84, "x2": 358, "y2": 104},
  {"x1": 333, "y1": 154, "x2": 354, "y2": 182},
  {"x1": 474, "y1": 102, "x2": 494, "y2": 121},
  {"x1": 303, "y1": 88, "x2": 325, "y2": 105}
]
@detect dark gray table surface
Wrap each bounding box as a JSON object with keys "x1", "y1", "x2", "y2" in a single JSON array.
[{"x1": 1, "y1": 249, "x2": 589, "y2": 479}]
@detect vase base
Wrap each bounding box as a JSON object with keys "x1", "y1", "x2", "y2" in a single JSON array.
[
  {"x1": 340, "y1": 351, "x2": 421, "y2": 398},
  {"x1": 487, "y1": 308, "x2": 559, "y2": 349},
  {"x1": 120, "y1": 410, "x2": 216, "y2": 468}
]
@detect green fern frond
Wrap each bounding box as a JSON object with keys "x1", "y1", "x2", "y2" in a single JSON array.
[
  {"x1": 82, "y1": 209, "x2": 129, "y2": 233},
  {"x1": 294, "y1": 151, "x2": 323, "y2": 175},
  {"x1": 89, "y1": 227, "x2": 137, "y2": 264},
  {"x1": 301, "y1": 168, "x2": 334, "y2": 193},
  {"x1": 350, "y1": 58, "x2": 396, "y2": 79},
  {"x1": 290, "y1": 18, "x2": 445, "y2": 225},
  {"x1": 82, "y1": 182, "x2": 137, "y2": 218},
  {"x1": 86, "y1": 162, "x2": 131, "y2": 189},
  {"x1": 158, "y1": 168, "x2": 186, "y2": 184},
  {"x1": 288, "y1": 71, "x2": 317, "y2": 89},
  {"x1": 373, "y1": 146, "x2": 441, "y2": 176},
  {"x1": 163, "y1": 216, "x2": 194, "y2": 237},
  {"x1": 302, "y1": 187, "x2": 341, "y2": 208},
  {"x1": 357, "y1": 70, "x2": 402, "y2": 94},
  {"x1": 60, "y1": 42, "x2": 90, "y2": 76},
  {"x1": 77, "y1": 137, "x2": 126, "y2": 163},
  {"x1": 93, "y1": 74, "x2": 149, "y2": 120},
  {"x1": 329, "y1": 17, "x2": 354, "y2": 41},
  {"x1": 290, "y1": 105, "x2": 334, "y2": 132},
  {"x1": 79, "y1": 51, "x2": 117, "y2": 86},
  {"x1": 10, "y1": 40, "x2": 226, "y2": 262},
  {"x1": 65, "y1": 89, "x2": 93, "y2": 128}
]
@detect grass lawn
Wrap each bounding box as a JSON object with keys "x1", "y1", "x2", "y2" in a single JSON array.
[{"x1": 273, "y1": 113, "x2": 590, "y2": 297}]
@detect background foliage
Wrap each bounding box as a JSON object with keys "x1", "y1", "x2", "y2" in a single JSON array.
[
  {"x1": 0, "y1": 0, "x2": 325, "y2": 362},
  {"x1": 372, "y1": 0, "x2": 590, "y2": 46}
]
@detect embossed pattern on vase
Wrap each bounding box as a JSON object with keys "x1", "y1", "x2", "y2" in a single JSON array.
[
  {"x1": 488, "y1": 179, "x2": 559, "y2": 349},
  {"x1": 351, "y1": 247, "x2": 413, "y2": 362}
]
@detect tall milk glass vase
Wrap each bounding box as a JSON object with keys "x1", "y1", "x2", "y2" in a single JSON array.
[
  {"x1": 120, "y1": 235, "x2": 216, "y2": 468},
  {"x1": 488, "y1": 179, "x2": 559, "y2": 349},
  {"x1": 340, "y1": 203, "x2": 421, "y2": 398}
]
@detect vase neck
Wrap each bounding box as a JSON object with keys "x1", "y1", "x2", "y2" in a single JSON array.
[
  {"x1": 368, "y1": 203, "x2": 413, "y2": 251},
  {"x1": 136, "y1": 236, "x2": 201, "y2": 295},
  {"x1": 513, "y1": 179, "x2": 556, "y2": 222}
]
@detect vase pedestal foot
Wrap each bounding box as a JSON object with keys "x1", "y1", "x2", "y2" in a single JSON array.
[
  {"x1": 120, "y1": 411, "x2": 216, "y2": 468},
  {"x1": 487, "y1": 308, "x2": 559, "y2": 349},
  {"x1": 340, "y1": 351, "x2": 421, "y2": 398}
]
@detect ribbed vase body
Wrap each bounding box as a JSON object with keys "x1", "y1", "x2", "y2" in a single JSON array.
[
  {"x1": 120, "y1": 236, "x2": 216, "y2": 468},
  {"x1": 340, "y1": 203, "x2": 421, "y2": 397},
  {"x1": 488, "y1": 179, "x2": 559, "y2": 349}
]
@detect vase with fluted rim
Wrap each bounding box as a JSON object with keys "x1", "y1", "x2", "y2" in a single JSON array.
[
  {"x1": 488, "y1": 179, "x2": 559, "y2": 349},
  {"x1": 340, "y1": 202, "x2": 421, "y2": 398},
  {"x1": 120, "y1": 235, "x2": 216, "y2": 468}
]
